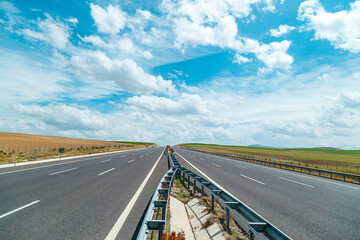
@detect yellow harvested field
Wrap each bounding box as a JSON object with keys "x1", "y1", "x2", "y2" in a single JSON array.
[
  {"x1": 0, "y1": 132, "x2": 124, "y2": 148},
  {"x1": 0, "y1": 132, "x2": 146, "y2": 164}
]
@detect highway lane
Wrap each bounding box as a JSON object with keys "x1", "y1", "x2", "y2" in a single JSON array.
[
  {"x1": 174, "y1": 147, "x2": 360, "y2": 240},
  {"x1": 0, "y1": 147, "x2": 168, "y2": 240}
]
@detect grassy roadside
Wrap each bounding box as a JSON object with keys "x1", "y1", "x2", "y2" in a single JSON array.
[
  {"x1": 179, "y1": 143, "x2": 360, "y2": 174},
  {"x1": 0, "y1": 144, "x2": 146, "y2": 165}
]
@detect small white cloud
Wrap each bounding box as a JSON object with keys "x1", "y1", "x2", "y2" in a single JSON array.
[
  {"x1": 136, "y1": 9, "x2": 151, "y2": 20},
  {"x1": 66, "y1": 17, "x2": 78, "y2": 24},
  {"x1": 233, "y1": 53, "x2": 251, "y2": 64},
  {"x1": 90, "y1": 3, "x2": 126, "y2": 35},
  {"x1": 298, "y1": 0, "x2": 360, "y2": 53},
  {"x1": 262, "y1": 0, "x2": 276, "y2": 12},
  {"x1": 22, "y1": 13, "x2": 70, "y2": 49},
  {"x1": 241, "y1": 38, "x2": 294, "y2": 71},
  {"x1": 270, "y1": 24, "x2": 296, "y2": 37},
  {"x1": 79, "y1": 34, "x2": 113, "y2": 49}
]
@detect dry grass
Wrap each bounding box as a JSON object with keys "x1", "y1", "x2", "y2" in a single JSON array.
[
  {"x1": 199, "y1": 197, "x2": 247, "y2": 240},
  {"x1": 0, "y1": 132, "x2": 125, "y2": 147},
  {"x1": 201, "y1": 214, "x2": 216, "y2": 229},
  {"x1": 161, "y1": 231, "x2": 185, "y2": 240},
  {"x1": 170, "y1": 178, "x2": 193, "y2": 204},
  {"x1": 0, "y1": 132, "x2": 147, "y2": 164}
]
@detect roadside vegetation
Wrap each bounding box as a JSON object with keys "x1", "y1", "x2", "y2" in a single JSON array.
[
  {"x1": 179, "y1": 143, "x2": 360, "y2": 174},
  {"x1": 0, "y1": 132, "x2": 153, "y2": 164},
  {"x1": 169, "y1": 177, "x2": 247, "y2": 240}
]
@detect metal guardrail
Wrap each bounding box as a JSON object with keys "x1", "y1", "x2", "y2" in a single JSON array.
[
  {"x1": 169, "y1": 152, "x2": 292, "y2": 240},
  {"x1": 179, "y1": 146, "x2": 360, "y2": 184},
  {"x1": 136, "y1": 166, "x2": 177, "y2": 240}
]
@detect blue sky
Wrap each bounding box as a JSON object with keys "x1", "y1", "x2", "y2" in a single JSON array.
[{"x1": 1, "y1": 0, "x2": 360, "y2": 149}]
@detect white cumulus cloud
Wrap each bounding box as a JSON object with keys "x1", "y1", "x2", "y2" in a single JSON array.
[
  {"x1": 241, "y1": 39, "x2": 294, "y2": 71},
  {"x1": 22, "y1": 13, "x2": 70, "y2": 49},
  {"x1": 270, "y1": 24, "x2": 296, "y2": 37},
  {"x1": 70, "y1": 50, "x2": 176, "y2": 95},
  {"x1": 90, "y1": 3, "x2": 126, "y2": 35},
  {"x1": 298, "y1": 0, "x2": 360, "y2": 53},
  {"x1": 161, "y1": 0, "x2": 293, "y2": 71}
]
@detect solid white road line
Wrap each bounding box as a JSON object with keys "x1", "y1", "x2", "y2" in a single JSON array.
[
  {"x1": 212, "y1": 163, "x2": 221, "y2": 168},
  {"x1": 104, "y1": 149, "x2": 164, "y2": 240},
  {"x1": 128, "y1": 159, "x2": 135, "y2": 163},
  {"x1": 0, "y1": 155, "x2": 110, "y2": 175},
  {"x1": 247, "y1": 161, "x2": 360, "y2": 190},
  {"x1": 98, "y1": 168, "x2": 115, "y2": 176},
  {"x1": 49, "y1": 167, "x2": 78, "y2": 176},
  {"x1": 101, "y1": 159, "x2": 112, "y2": 163},
  {"x1": 240, "y1": 174, "x2": 266, "y2": 185},
  {"x1": 278, "y1": 177, "x2": 315, "y2": 188},
  {"x1": 186, "y1": 150, "x2": 360, "y2": 191},
  {"x1": 236, "y1": 165, "x2": 248, "y2": 169},
  {"x1": 0, "y1": 200, "x2": 40, "y2": 219}
]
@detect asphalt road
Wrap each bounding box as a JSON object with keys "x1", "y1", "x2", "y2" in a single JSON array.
[
  {"x1": 0, "y1": 147, "x2": 168, "y2": 240},
  {"x1": 174, "y1": 147, "x2": 360, "y2": 240}
]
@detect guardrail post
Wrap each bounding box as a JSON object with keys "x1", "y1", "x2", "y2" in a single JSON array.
[
  {"x1": 249, "y1": 230, "x2": 254, "y2": 240},
  {"x1": 158, "y1": 224, "x2": 163, "y2": 240},
  {"x1": 211, "y1": 193, "x2": 214, "y2": 212},
  {"x1": 193, "y1": 179, "x2": 196, "y2": 195},
  {"x1": 225, "y1": 207, "x2": 230, "y2": 231},
  {"x1": 187, "y1": 174, "x2": 190, "y2": 190}
]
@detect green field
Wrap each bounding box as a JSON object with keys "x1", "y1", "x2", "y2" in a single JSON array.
[{"x1": 179, "y1": 143, "x2": 360, "y2": 174}]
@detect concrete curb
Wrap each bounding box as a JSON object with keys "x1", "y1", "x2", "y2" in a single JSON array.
[
  {"x1": 169, "y1": 196, "x2": 195, "y2": 240},
  {"x1": 186, "y1": 198, "x2": 225, "y2": 240},
  {"x1": 0, "y1": 148, "x2": 144, "y2": 169}
]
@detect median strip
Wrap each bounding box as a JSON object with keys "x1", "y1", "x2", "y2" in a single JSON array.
[
  {"x1": 98, "y1": 168, "x2": 115, "y2": 176},
  {"x1": 0, "y1": 200, "x2": 40, "y2": 219},
  {"x1": 49, "y1": 167, "x2": 78, "y2": 176},
  {"x1": 279, "y1": 177, "x2": 315, "y2": 188},
  {"x1": 240, "y1": 174, "x2": 265, "y2": 185}
]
